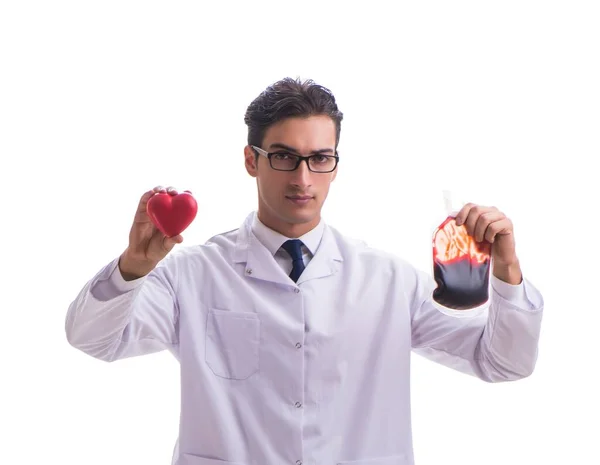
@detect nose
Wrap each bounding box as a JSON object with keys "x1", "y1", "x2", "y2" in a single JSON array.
[{"x1": 290, "y1": 159, "x2": 312, "y2": 187}]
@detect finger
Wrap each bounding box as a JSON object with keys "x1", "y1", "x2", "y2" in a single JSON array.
[
  {"x1": 134, "y1": 207, "x2": 154, "y2": 224},
  {"x1": 484, "y1": 218, "x2": 513, "y2": 243},
  {"x1": 454, "y1": 203, "x2": 476, "y2": 226},
  {"x1": 135, "y1": 187, "x2": 168, "y2": 223},
  {"x1": 167, "y1": 186, "x2": 179, "y2": 196},
  {"x1": 146, "y1": 229, "x2": 169, "y2": 258},
  {"x1": 148, "y1": 228, "x2": 183, "y2": 251},
  {"x1": 473, "y1": 211, "x2": 505, "y2": 242},
  {"x1": 166, "y1": 234, "x2": 183, "y2": 246},
  {"x1": 463, "y1": 205, "x2": 498, "y2": 237},
  {"x1": 139, "y1": 189, "x2": 155, "y2": 205},
  {"x1": 162, "y1": 234, "x2": 183, "y2": 254},
  {"x1": 135, "y1": 189, "x2": 158, "y2": 218}
]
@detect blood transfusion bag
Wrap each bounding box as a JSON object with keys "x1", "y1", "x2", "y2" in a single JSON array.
[{"x1": 431, "y1": 192, "x2": 492, "y2": 316}]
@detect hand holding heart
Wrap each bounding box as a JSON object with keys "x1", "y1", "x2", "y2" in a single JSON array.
[
  {"x1": 119, "y1": 186, "x2": 197, "y2": 280},
  {"x1": 146, "y1": 189, "x2": 198, "y2": 238}
]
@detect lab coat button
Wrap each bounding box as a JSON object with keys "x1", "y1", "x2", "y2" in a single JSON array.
[
  {"x1": 246, "y1": 269, "x2": 252, "y2": 275},
  {"x1": 296, "y1": 461, "x2": 302, "y2": 465},
  {"x1": 295, "y1": 401, "x2": 302, "y2": 408},
  {"x1": 295, "y1": 342, "x2": 302, "y2": 349},
  {"x1": 294, "y1": 288, "x2": 300, "y2": 293}
]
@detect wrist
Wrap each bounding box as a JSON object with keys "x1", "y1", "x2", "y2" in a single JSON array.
[
  {"x1": 118, "y1": 251, "x2": 155, "y2": 281},
  {"x1": 492, "y1": 259, "x2": 522, "y2": 285}
]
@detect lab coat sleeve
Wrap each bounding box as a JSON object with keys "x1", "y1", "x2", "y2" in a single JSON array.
[
  {"x1": 409, "y1": 267, "x2": 544, "y2": 382},
  {"x1": 65, "y1": 255, "x2": 179, "y2": 362}
]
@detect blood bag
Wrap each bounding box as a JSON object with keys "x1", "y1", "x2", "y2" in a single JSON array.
[{"x1": 431, "y1": 192, "x2": 492, "y2": 316}]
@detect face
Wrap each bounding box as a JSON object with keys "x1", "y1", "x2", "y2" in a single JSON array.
[{"x1": 244, "y1": 115, "x2": 338, "y2": 238}]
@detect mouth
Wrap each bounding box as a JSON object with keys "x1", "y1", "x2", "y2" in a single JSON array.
[{"x1": 286, "y1": 195, "x2": 314, "y2": 205}]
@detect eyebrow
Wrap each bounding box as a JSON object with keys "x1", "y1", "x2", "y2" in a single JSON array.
[{"x1": 268, "y1": 143, "x2": 334, "y2": 155}]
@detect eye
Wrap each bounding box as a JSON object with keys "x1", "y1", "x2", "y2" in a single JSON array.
[
  {"x1": 312, "y1": 155, "x2": 329, "y2": 163},
  {"x1": 272, "y1": 152, "x2": 293, "y2": 160}
]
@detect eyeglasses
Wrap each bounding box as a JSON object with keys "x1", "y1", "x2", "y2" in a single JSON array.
[{"x1": 251, "y1": 145, "x2": 339, "y2": 173}]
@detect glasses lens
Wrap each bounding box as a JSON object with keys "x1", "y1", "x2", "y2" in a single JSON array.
[
  {"x1": 270, "y1": 153, "x2": 337, "y2": 172},
  {"x1": 309, "y1": 155, "x2": 337, "y2": 172},
  {"x1": 270, "y1": 153, "x2": 299, "y2": 171}
]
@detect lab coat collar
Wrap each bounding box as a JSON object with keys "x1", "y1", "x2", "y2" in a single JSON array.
[
  {"x1": 250, "y1": 212, "x2": 324, "y2": 257},
  {"x1": 233, "y1": 211, "x2": 343, "y2": 286}
]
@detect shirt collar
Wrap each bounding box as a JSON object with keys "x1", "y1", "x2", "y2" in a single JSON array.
[{"x1": 251, "y1": 211, "x2": 324, "y2": 256}]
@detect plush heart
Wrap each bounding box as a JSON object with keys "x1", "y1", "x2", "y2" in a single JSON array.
[{"x1": 146, "y1": 191, "x2": 198, "y2": 237}]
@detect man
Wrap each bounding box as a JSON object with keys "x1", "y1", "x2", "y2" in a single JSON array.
[{"x1": 65, "y1": 77, "x2": 544, "y2": 465}]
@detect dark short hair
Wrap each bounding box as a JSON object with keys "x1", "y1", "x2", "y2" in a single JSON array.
[{"x1": 244, "y1": 77, "x2": 344, "y2": 150}]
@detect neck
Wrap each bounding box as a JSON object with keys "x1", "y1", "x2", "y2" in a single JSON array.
[{"x1": 257, "y1": 210, "x2": 320, "y2": 238}]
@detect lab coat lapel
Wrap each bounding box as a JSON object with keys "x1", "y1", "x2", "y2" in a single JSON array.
[
  {"x1": 297, "y1": 226, "x2": 342, "y2": 284},
  {"x1": 246, "y1": 234, "x2": 294, "y2": 286},
  {"x1": 232, "y1": 213, "x2": 343, "y2": 286},
  {"x1": 232, "y1": 213, "x2": 293, "y2": 286}
]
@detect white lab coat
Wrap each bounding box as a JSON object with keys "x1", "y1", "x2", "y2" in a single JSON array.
[{"x1": 65, "y1": 211, "x2": 544, "y2": 465}]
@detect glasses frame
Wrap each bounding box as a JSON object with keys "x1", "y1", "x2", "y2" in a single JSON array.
[{"x1": 251, "y1": 145, "x2": 339, "y2": 173}]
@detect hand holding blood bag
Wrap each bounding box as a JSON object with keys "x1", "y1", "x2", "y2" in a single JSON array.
[{"x1": 432, "y1": 215, "x2": 492, "y2": 312}]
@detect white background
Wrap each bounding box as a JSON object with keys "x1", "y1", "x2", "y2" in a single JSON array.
[{"x1": 1, "y1": 1, "x2": 599, "y2": 464}]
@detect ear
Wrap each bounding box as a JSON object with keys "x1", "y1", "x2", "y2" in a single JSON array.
[{"x1": 244, "y1": 145, "x2": 258, "y2": 178}]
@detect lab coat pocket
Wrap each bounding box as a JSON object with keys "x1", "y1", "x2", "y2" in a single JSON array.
[
  {"x1": 205, "y1": 309, "x2": 260, "y2": 380},
  {"x1": 337, "y1": 455, "x2": 409, "y2": 465}
]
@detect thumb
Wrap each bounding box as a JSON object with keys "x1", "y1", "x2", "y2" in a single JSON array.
[{"x1": 163, "y1": 234, "x2": 183, "y2": 251}]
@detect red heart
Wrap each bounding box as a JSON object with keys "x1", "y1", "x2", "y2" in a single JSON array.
[{"x1": 146, "y1": 191, "x2": 198, "y2": 237}]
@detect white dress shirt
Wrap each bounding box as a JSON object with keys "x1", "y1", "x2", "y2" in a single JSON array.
[
  {"x1": 251, "y1": 213, "x2": 323, "y2": 276},
  {"x1": 66, "y1": 211, "x2": 543, "y2": 465}
]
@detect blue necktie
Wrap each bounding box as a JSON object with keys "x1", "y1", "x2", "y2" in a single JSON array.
[{"x1": 281, "y1": 239, "x2": 306, "y2": 282}]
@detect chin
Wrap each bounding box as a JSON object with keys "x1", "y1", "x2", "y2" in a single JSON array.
[{"x1": 282, "y1": 207, "x2": 318, "y2": 224}]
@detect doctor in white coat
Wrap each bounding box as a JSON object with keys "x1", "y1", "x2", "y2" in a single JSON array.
[{"x1": 65, "y1": 77, "x2": 544, "y2": 465}]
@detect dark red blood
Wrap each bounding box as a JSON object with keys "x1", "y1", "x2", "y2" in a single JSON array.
[{"x1": 433, "y1": 255, "x2": 491, "y2": 310}]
